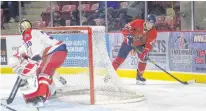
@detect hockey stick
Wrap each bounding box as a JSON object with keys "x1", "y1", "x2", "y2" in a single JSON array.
[
  {"x1": 6, "y1": 76, "x2": 22, "y2": 104},
  {"x1": 0, "y1": 103, "x2": 17, "y2": 111},
  {"x1": 132, "y1": 46, "x2": 195, "y2": 85}
]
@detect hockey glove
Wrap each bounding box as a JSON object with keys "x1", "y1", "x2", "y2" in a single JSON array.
[
  {"x1": 138, "y1": 48, "x2": 149, "y2": 62},
  {"x1": 126, "y1": 34, "x2": 134, "y2": 46},
  {"x1": 31, "y1": 54, "x2": 42, "y2": 62},
  {"x1": 18, "y1": 45, "x2": 30, "y2": 60}
]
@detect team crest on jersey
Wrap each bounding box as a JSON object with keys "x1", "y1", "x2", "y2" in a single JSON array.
[
  {"x1": 23, "y1": 32, "x2": 32, "y2": 42},
  {"x1": 25, "y1": 34, "x2": 30, "y2": 39}
]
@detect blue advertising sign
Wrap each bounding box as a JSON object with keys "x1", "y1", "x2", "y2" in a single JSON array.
[
  {"x1": 108, "y1": 32, "x2": 169, "y2": 70},
  {"x1": 52, "y1": 34, "x2": 88, "y2": 67},
  {"x1": 168, "y1": 32, "x2": 194, "y2": 72},
  {"x1": 148, "y1": 32, "x2": 169, "y2": 70},
  {"x1": 191, "y1": 32, "x2": 206, "y2": 73}
]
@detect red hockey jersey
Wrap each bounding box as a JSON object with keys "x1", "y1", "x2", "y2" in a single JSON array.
[{"x1": 122, "y1": 19, "x2": 157, "y2": 50}]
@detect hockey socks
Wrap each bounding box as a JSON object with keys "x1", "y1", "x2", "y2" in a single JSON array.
[{"x1": 112, "y1": 57, "x2": 125, "y2": 70}]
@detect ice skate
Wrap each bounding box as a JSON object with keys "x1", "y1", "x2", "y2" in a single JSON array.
[{"x1": 136, "y1": 75, "x2": 146, "y2": 85}]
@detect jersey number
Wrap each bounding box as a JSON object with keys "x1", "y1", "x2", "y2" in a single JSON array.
[{"x1": 25, "y1": 41, "x2": 32, "y2": 48}]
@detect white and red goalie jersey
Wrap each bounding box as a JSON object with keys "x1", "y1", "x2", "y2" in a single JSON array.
[
  {"x1": 20, "y1": 29, "x2": 63, "y2": 58},
  {"x1": 19, "y1": 29, "x2": 67, "y2": 77}
]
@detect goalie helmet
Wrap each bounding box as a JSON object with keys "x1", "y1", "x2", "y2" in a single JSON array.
[{"x1": 19, "y1": 20, "x2": 32, "y2": 34}]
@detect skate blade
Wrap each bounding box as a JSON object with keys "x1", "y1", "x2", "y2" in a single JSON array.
[{"x1": 136, "y1": 80, "x2": 146, "y2": 85}]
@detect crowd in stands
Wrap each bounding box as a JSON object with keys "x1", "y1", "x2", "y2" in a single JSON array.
[
  {"x1": 3, "y1": 1, "x2": 205, "y2": 32},
  {"x1": 39, "y1": 1, "x2": 148, "y2": 31}
]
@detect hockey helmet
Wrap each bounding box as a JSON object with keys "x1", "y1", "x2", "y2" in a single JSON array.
[
  {"x1": 147, "y1": 14, "x2": 156, "y2": 24},
  {"x1": 145, "y1": 14, "x2": 156, "y2": 30},
  {"x1": 19, "y1": 20, "x2": 32, "y2": 34}
]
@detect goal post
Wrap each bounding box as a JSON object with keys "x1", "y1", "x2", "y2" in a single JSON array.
[{"x1": 42, "y1": 26, "x2": 144, "y2": 105}]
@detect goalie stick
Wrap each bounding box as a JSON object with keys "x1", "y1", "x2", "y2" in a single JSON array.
[
  {"x1": 6, "y1": 76, "x2": 22, "y2": 104},
  {"x1": 132, "y1": 46, "x2": 196, "y2": 85},
  {"x1": 0, "y1": 103, "x2": 17, "y2": 111},
  {"x1": 1, "y1": 102, "x2": 39, "y2": 111},
  {"x1": 6, "y1": 71, "x2": 66, "y2": 105}
]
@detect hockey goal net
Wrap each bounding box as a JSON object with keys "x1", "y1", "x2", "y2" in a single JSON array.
[{"x1": 42, "y1": 26, "x2": 144, "y2": 104}]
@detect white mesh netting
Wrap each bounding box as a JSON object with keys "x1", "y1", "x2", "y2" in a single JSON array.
[{"x1": 43, "y1": 26, "x2": 144, "y2": 104}]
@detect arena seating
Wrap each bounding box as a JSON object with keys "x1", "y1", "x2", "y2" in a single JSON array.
[
  {"x1": 61, "y1": 5, "x2": 76, "y2": 12},
  {"x1": 155, "y1": 16, "x2": 170, "y2": 30},
  {"x1": 65, "y1": 20, "x2": 70, "y2": 26},
  {"x1": 41, "y1": 2, "x2": 98, "y2": 26},
  {"x1": 78, "y1": 4, "x2": 90, "y2": 12},
  {"x1": 46, "y1": 5, "x2": 60, "y2": 12},
  {"x1": 90, "y1": 3, "x2": 99, "y2": 11},
  {"x1": 32, "y1": 21, "x2": 46, "y2": 28}
]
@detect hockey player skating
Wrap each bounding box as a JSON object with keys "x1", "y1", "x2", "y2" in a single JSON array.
[
  {"x1": 12, "y1": 19, "x2": 68, "y2": 106},
  {"x1": 112, "y1": 14, "x2": 157, "y2": 85}
]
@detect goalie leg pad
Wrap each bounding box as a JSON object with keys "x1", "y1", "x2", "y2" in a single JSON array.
[
  {"x1": 23, "y1": 76, "x2": 52, "y2": 104},
  {"x1": 38, "y1": 51, "x2": 67, "y2": 76}
]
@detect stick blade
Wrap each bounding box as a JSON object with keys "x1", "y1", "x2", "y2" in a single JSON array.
[
  {"x1": 183, "y1": 80, "x2": 196, "y2": 85},
  {"x1": 187, "y1": 80, "x2": 196, "y2": 84}
]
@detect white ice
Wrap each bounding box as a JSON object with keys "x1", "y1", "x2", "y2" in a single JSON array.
[{"x1": 1, "y1": 74, "x2": 206, "y2": 111}]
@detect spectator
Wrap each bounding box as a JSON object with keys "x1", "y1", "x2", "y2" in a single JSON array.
[
  {"x1": 107, "y1": 7, "x2": 120, "y2": 31},
  {"x1": 8, "y1": 1, "x2": 19, "y2": 22},
  {"x1": 115, "y1": 1, "x2": 145, "y2": 29},
  {"x1": 107, "y1": 1, "x2": 119, "y2": 9},
  {"x1": 70, "y1": 10, "x2": 80, "y2": 26},
  {"x1": 85, "y1": 1, "x2": 105, "y2": 25},
  {"x1": 128, "y1": 1, "x2": 144, "y2": 19},
  {"x1": 49, "y1": 11, "x2": 65, "y2": 27},
  {"x1": 83, "y1": 1, "x2": 119, "y2": 26},
  {"x1": 1, "y1": 1, "x2": 9, "y2": 23},
  {"x1": 148, "y1": 2, "x2": 166, "y2": 16},
  {"x1": 173, "y1": 3, "x2": 181, "y2": 30}
]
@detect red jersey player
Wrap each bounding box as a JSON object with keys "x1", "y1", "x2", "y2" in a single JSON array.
[
  {"x1": 112, "y1": 14, "x2": 157, "y2": 85},
  {"x1": 16, "y1": 20, "x2": 68, "y2": 106}
]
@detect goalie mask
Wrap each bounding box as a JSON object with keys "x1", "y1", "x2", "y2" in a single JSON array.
[{"x1": 19, "y1": 20, "x2": 32, "y2": 34}]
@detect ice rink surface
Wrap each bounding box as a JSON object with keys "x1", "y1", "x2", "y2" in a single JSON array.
[{"x1": 1, "y1": 74, "x2": 206, "y2": 111}]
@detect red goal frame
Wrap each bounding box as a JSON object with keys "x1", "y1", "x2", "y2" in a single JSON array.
[{"x1": 42, "y1": 26, "x2": 95, "y2": 105}]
